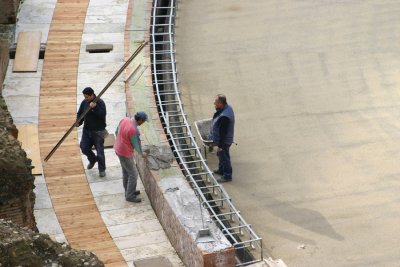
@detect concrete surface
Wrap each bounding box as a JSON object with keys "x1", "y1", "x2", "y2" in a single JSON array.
[{"x1": 175, "y1": 1, "x2": 400, "y2": 266}]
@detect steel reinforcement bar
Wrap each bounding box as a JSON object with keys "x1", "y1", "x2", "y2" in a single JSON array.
[{"x1": 150, "y1": 0, "x2": 263, "y2": 265}]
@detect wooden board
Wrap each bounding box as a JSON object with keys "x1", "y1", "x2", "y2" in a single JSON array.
[
  {"x1": 17, "y1": 124, "x2": 43, "y2": 175},
  {"x1": 38, "y1": 1, "x2": 127, "y2": 265},
  {"x1": 13, "y1": 32, "x2": 42, "y2": 72}
]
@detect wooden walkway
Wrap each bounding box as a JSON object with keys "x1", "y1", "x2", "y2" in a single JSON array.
[{"x1": 38, "y1": 1, "x2": 126, "y2": 266}]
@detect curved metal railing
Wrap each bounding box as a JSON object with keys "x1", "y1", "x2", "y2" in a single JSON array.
[{"x1": 150, "y1": 0, "x2": 263, "y2": 265}]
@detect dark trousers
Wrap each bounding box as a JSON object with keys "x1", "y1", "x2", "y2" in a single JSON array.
[
  {"x1": 217, "y1": 144, "x2": 232, "y2": 179},
  {"x1": 80, "y1": 128, "x2": 106, "y2": 172}
]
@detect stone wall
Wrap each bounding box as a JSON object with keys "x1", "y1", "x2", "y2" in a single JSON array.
[
  {"x1": 0, "y1": 43, "x2": 8, "y2": 91},
  {"x1": 135, "y1": 155, "x2": 236, "y2": 267},
  {"x1": 0, "y1": 0, "x2": 20, "y2": 24},
  {"x1": 0, "y1": 94, "x2": 36, "y2": 230},
  {"x1": 0, "y1": 219, "x2": 104, "y2": 267}
]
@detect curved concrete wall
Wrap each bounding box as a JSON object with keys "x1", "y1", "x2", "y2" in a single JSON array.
[{"x1": 124, "y1": 1, "x2": 235, "y2": 266}]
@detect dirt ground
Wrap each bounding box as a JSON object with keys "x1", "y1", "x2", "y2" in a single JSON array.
[{"x1": 175, "y1": 1, "x2": 400, "y2": 266}]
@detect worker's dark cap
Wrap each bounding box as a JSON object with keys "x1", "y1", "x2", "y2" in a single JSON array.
[
  {"x1": 82, "y1": 87, "x2": 94, "y2": 95},
  {"x1": 134, "y1": 111, "x2": 148, "y2": 122}
]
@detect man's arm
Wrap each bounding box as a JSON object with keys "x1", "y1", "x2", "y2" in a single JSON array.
[
  {"x1": 130, "y1": 134, "x2": 142, "y2": 154},
  {"x1": 76, "y1": 101, "x2": 84, "y2": 126},
  {"x1": 91, "y1": 100, "x2": 106, "y2": 119}
]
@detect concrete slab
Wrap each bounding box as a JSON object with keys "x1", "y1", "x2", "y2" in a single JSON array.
[
  {"x1": 101, "y1": 205, "x2": 157, "y2": 226},
  {"x1": 77, "y1": 71, "x2": 125, "y2": 85},
  {"x1": 78, "y1": 52, "x2": 125, "y2": 64},
  {"x1": 22, "y1": 0, "x2": 57, "y2": 7},
  {"x1": 86, "y1": 5, "x2": 128, "y2": 16},
  {"x1": 161, "y1": 254, "x2": 184, "y2": 267},
  {"x1": 34, "y1": 175, "x2": 46, "y2": 184},
  {"x1": 134, "y1": 256, "x2": 172, "y2": 267},
  {"x1": 80, "y1": 149, "x2": 121, "y2": 169},
  {"x1": 85, "y1": 166, "x2": 123, "y2": 183},
  {"x1": 84, "y1": 23, "x2": 125, "y2": 34},
  {"x1": 4, "y1": 95, "x2": 39, "y2": 124},
  {"x1": 15, "y1": 23, "x2": 50, "y2": 43},
  {"x1": 95, "y1": 193, "x2": 144, "y2": 212},
  {"x1": 101, "y1": 92, "x2": 127, "y2": 103},
  {"x1": 33, "y1": 183, "x2": 52, "y2": 209},
  {"x1": 108, "y1": 219, "x2": 162, "y2": 238},
  {"x1": 76, "y1": 82, "x2": 125, "y2": 96},
  {"x1": 89, "y1": 0, "x2": 129, "y2": 7},
  {"x1": 2, "y1": 77, "x2": 41, "y2": 97},
  {"x1": 34, "y1": 208, "x2": 63, "y2": 235},
  {"x1": 85, "y1": 15, "x2": 127, "y2": 24},
  {"x1": 175, "y1": 1, "x2": 400, "y2": 266},
  {"x1": 78, "y1": 62, "x2": 123, "y2": 73},
  {"x1": 114, "y1": 230, "x2": 169, "y2": 250},
  {"x1": 82, "y1": 32, "x2": 124, "y2": 44},
  {"x1": 17, "y1": 4, "x2": 54, "y2": 24},
  {"x1": 121, "y1": 243, "x2": 176, "y2": 262},
  {"x1": 89, "y1": 180, "x2": 125, "y2": 197}
]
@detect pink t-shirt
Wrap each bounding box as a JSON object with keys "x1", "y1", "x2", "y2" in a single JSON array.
[{"x1": 114, "y1": 117, "x2": 137, "y2": 157}]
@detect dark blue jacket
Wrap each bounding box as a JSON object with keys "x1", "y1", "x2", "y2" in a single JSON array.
[
  {"x1": 77, "y1": 97, "x2": 106, "y2": 131},
  {"x1": 211, "y1": 104, "x2": 235, "y2": 147}
]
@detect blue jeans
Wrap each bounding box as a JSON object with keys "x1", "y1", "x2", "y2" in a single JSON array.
[
  {"x1": 217, "y1": 144, "x2": 232, "y2": 179},
  {"x1": 116, "y1": 154, "x2": 138, "y2": 200},
  {"x1": 80, "y1": 128, "x2": 106, "y2": 172}
]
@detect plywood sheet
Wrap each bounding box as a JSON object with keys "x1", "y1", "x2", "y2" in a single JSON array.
[
  {"x1": 17, "y1": 124, "x2": 43, "y2": 174},
  {"x1": 13, "y1": 32, "x2": 42, "y2": 72}
]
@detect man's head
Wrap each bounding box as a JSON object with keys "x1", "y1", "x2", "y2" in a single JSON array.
[
  {"x1": 134, "y1": 111, "x2": 148, "y2": 125},
  {"x1": 214, "y1": 94, "x2": 227, "y2": 110},
  {"x1": 82, "y1": 87, "x2": 95, "y2": 102}
]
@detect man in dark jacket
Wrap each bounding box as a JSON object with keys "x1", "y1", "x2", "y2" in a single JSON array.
[
  {"x1": 211, "y1": 94, "x2": 235, "y2": 182},
  {"x1": 77, "y1": 87, "x2": 107, "y2": 177}
]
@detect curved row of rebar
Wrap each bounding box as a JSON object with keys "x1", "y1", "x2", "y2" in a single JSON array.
[{"x1": 149, "y1": 0, "x2": 263, "y2": 265}]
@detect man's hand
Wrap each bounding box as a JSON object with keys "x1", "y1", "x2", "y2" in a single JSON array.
[
  {"x1": 89, "y1": 102, "x2": 97, "y2": 109},
  {"x1": 217, "y1": 147, "x2": 223, "y2": 152}
]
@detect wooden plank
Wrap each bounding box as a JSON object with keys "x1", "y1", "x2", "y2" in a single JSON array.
[
  {"x1": 37, "y1": 1, "x2": 127, "y2": 265},
  {"x1": 16, "y1": 124, "x2": 43, "y2": 175},
  {"x1": 13, "y1": 32, "x2": 42, "y2": 72}
]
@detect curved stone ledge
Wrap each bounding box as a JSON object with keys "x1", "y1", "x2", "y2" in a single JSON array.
[
  {"x1": 124, "y1": 1, "x2": 236, "y2": 266},
  {"x1": 136, "y1": 154, "x2": 235, "y2": 267}
]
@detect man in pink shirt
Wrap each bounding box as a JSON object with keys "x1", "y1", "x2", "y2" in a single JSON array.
[{"x1": 114, "y1": 112, "x2": 148, "y2": 203}]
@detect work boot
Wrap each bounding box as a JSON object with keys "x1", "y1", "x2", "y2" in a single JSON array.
[
  {"x1": 213, "y1": 169, "x2": 223, "y2": 175},
  {"x1": 133, "y1": 190, "x2": 140, "y2": 196},
  {"x1": 126, "y1": 197, "x2": 142, "y2": 203},
  {"x1": 99, "y1": 171, "x2": 106, "y2": 177},
  {"x1": 87, "y1": 160, "x2": 97, "y2": 170},
  {"x1": 217, "y1": 177, "x2": 232, "y2": 183}
]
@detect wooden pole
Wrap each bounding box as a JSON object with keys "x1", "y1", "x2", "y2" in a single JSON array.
[{"x1": 44, "y1": 41, "x2": 148, "y2": 162}]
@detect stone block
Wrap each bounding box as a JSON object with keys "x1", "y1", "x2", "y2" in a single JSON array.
[
  {"x1": 86, "y1": 43, "x2": 114, "y2": 53},
  {"x1": 134, "y1": 256, "x2": 173, "y2": 267}
]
